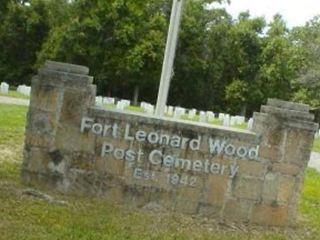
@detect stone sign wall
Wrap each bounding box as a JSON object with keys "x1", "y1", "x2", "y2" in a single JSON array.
[{"x1": 22, "y1": 61, "x2": 318, "y2": 226}]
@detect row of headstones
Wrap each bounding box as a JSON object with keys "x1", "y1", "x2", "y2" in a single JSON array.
[
  {"x1": 168, "y1": 106, "x2": 253, "y2": 128},
  {"x1": 95, "y1": 96, "x2": 254, "y2": 130},
  {"x1": 17, "y1": 85, "x2": 31, "y2": 96},
  {"x1": 149, "y1": 104, "x2": 254, "y2": 129},
  {"x1": 0, "y1": 82, "x2": 31, "y2": 96},
  {"x1": 95, "y1": 96, "x2": 130, "y2": 111}
]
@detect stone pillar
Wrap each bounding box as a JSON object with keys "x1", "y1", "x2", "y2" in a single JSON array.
[
  {"x1": 251, "y1": 98, "x2": 318, "y2": 225},
  {"x1": 22, "y1": 61, "x2": 96, "y2": 190}
]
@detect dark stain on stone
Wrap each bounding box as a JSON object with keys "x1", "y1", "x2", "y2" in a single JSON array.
[
  {"x1": 271, "y1": 200, "x2": 279, "y2": 207},
  {"x1": 42, "y1": 84, "x2": 55, "y2": 92},
  {"x1": 49, "y1": 150, "x2": 63, "y2": 165}
]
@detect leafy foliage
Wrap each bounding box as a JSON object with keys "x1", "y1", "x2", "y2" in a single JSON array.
[
  {"x1": 0, "y1": 0, "x2": 320, "y2": 115},
  {"x1": 291, "y1": 16, "x2": 320, "y2": 107}
]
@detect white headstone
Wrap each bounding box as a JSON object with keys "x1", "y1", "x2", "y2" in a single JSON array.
[
  {"x1": 218, "y1": 113, "x2": 225, "y2": 121},
  {"x1": 17, "y1": 84, "x2": 31, "y2": 96},
  {"x1": 0, "y1": 82, "x2": 9, "y2": 94},
  {"x1": 206, "y1": 111, "x2": 215, "y2": 122},
  {"x1": 223, "y1": 114, "x2": 230, "y2": 127},
  {"x1": 167, "y1": 106, "x2": 174, "y2": 116},
  {"x1": 173, "y1": 107, "x2": 183, "y2": 119},
  {"x1": 25, "y1": 86, "x2": 31, "y2": 96},
  {"x1": 236, "y1": 116, "x2": 245, "y2": 125},
  {"x1": 103, "y1": 97, "x2": 115, "y2": 105},
  {"x1": 247, "y1": 118, "x2": 254, "y2": 130},
  {"x1": 188, "y1": 109, "x2": 196, "y2": 119},
  {"x1": 116, "y1": 101, "x2": 125, "y2": 111},
  {"x1": 230, "y1": 116, "x2": 237, "y2": 126},
  {"x1": 95, "y1": 96, "x2": 103, "y2": 106},
  {"x1": 149, "y1": 105, "x2": 154, "y2": 114},
  {"x1": 199, "y1": 111, "x2": 206, "y2": 123},
  {"x1": 141, "y1": 102, "x2": 154, "y2": 114}
]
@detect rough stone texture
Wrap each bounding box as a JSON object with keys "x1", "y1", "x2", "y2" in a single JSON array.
[
  {"x1": 252, "y1": 98, "x2": 318, "y2": 226},
  {"x1": 22, "y1": 61, "x2": 318, "y2": 227}
]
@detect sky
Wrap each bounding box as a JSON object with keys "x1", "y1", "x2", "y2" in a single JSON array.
[{"x1": 210, "y1": 0, "x2": 320, "y2": 28}]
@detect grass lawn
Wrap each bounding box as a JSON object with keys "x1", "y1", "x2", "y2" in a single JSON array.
[
  {"x1": 312, "y1": 138, "x2": 320, "y2": 152},
  {"x1": 0, "y1": 103, "x2": 320, "y2": 239},
  {"x1": 0, "y1": 90, "x2": 261, "y2": 131},
  {"x1": 0, "y1": 90, "x2": 30, "y2": 99}
]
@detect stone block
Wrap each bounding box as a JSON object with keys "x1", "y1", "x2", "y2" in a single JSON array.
[
  {"x1": 261, "y1": 105, "x2": 314, "y2": 121},
  {"x1": 23, "y1": 147, "x2": 50, "y2": 173},
  {"x1": 176, "y1": 185, "x2": 202, "y2": 202},
  {"x1": 233, "y1": 176, "x2": 263, "y2": 200},
  {"x1": 25, "y1": 110, "x2": 58, "y2": 140},
  {"x1": 45, "y1": 60, "x2": 90, "y2": 75},
  {"x1": 277, "y1": 176, "x2": 295, "y2": 203},
  {"x1": 237, "y1": 159, "x2": 266, "y2": 177},
  {"x1": 259, "y1": 145, "x2": 282, "y2": 162},
  {"x1": 105, "y1": 157, "x2": 125, "y2": 176},
  {"x1": 70, "y1": 152, "x2": 95, "y2": 171},
  {"x1": 29, "y1": 84, "x2": 62, "y2": 112},
  {"x1": 38, "y1": 68, "x2": 93, "y2": 88},
  {"x1": 250, "y1": 203, "x2": 289, "y2": 226},
  {"x1": 105, "y1": 187, "x2": 124, "y2": 205},
  {"x1": 264, "y1": 125, "x2": 285, "y2": 146},
  {"x1": 94, "y1": 155, "x2": 107, "y2": 174},
  {"x1": 223, "y1": 199, "x2": 252, "y2": 222},
  {"x1": 203, "y1": 175, "x2": 229, "y2": 205},
  {"x1": 25, "y1": 128, "x2": 55, "y2": 149},
  {"x1": 151, "y1": 171, "x2": 171, "y2": 190},
  {"x1": 150, "y1": 189, "x2": 176, "y2": 211},
  {"x1": 198, "y1": 203, "x2": 222, "y2": 218},
  {"x1": 175, "y1": 199, "x2": 199, "y2": 214},
  {"x1": 123, "y1": 185, "x2": 151, "y2": 208},
  {"x1": 262, "y1": 172, "x2": 279, "y2": 202},
  {"x1": 60, "y1": 89, "x2": 94, "y2": 125},
  {"x1": 283, "y1": 129, "x2": 314, "y2": 166},
  {"x1": 272, "y1": 163, "x2": 301, "y2": 176},
  {"x1": 123, "y1": 165, "x2": 160, "y2": 188},
  {"x1": 267, "y1": 98, "x2": 310, "y2": 112},
  {"x1": 55, "y1": 124, "x2": 95, "y2": 154}
]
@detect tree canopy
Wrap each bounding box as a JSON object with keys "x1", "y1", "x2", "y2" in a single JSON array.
[{"x1": 0, "y1": 0, "x2": 319, "y2": 116}]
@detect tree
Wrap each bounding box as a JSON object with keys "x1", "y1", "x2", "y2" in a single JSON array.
[
  {"x1": 223, "y1": 13, "x2": 266, "y2": 115},
  {"x1": 0, "y1": 0, "x2": 50, "y2": 85},
  {"x1": 258, "y1": 15, "x2": 293, "y2": 100},
  {"x1": 0, "y1": 0, "x2": 314, "y2": 115},
  {"x1": 38, "y1": 0, "x2": 169, "y2": 104},
  {"x1": 291, "y1": 16, "x2": 320, "y2": 107},
  {"x1": 169, "y1": 2, "x2": 232, "y2": 111}
]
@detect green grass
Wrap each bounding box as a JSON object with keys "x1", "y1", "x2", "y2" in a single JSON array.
[
  {"x1": 102, "y1": 104, "x2": 144, "y2": 113},
  {"x1": 100, "y1": 102, "x2": 247, "y2": 130},
  {"x1": 1, "y1": 103, "x2": 320, "y2": 239},
  {"x1": 313, "y1": 138, "x2": 320, "y2": 152},
  {"x1": 0, "y1": 90, "x2": 30, "y2": 99},
  {"x1": 125, "y1": 105, "x2": 145, "y2": 113},
  {"x1": 300, "y1": 169, "x2": 320, "y2": 231},
  {"x1": 2, "y1": 89, "x2": 310, "y2": 137},
  {"x1": 181, "y1": 115, "x2": 248, "y2": 130},
  {"x1": 0, "y1": 104, "x2": 27, "y2": 147}
]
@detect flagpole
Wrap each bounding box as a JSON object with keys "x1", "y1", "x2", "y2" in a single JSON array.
[{"x1": 155, "y1": 0, "x2": 184, "y2": 117}]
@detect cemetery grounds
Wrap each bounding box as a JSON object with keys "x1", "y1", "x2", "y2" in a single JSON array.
[{"x1": 1, "y1": 102, "x2": 320, "y2": 239}]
